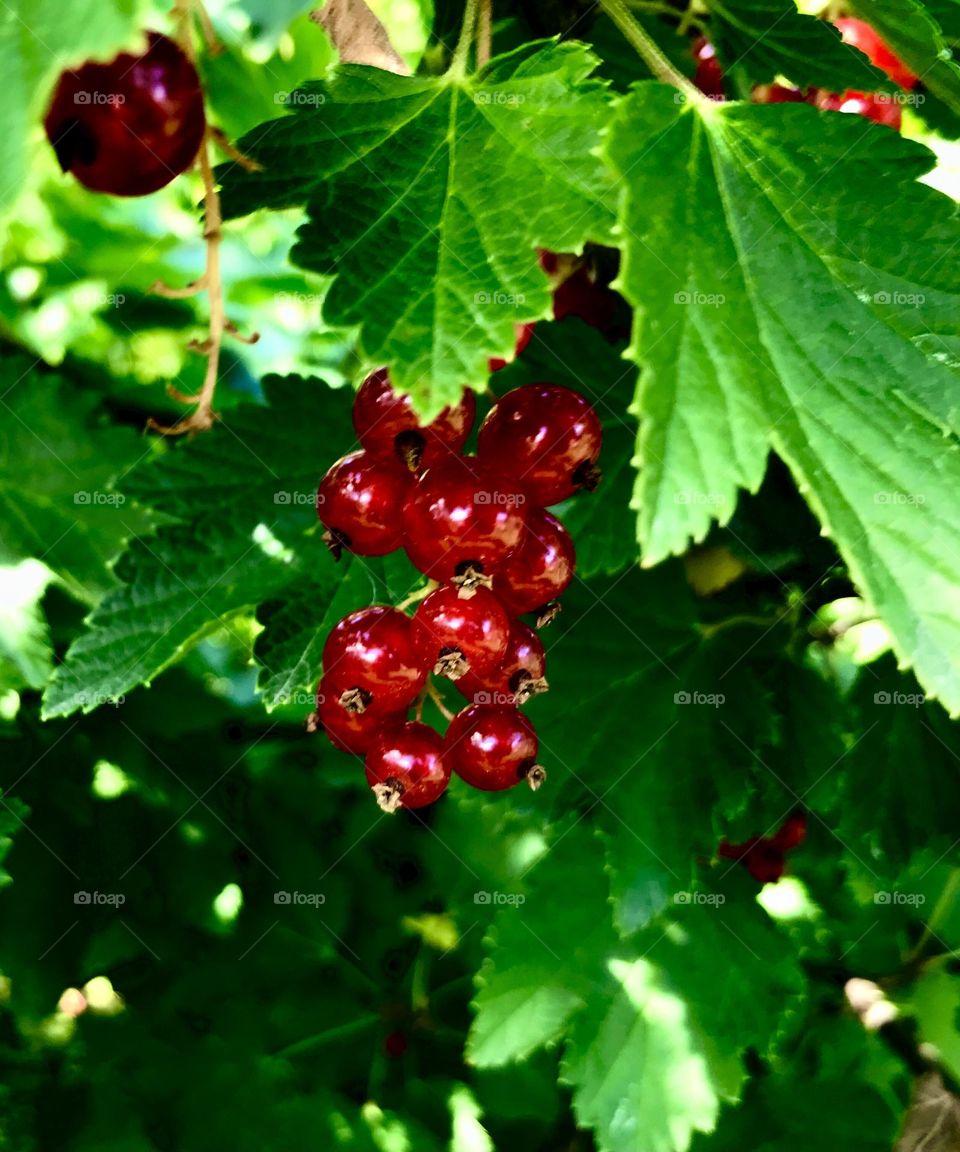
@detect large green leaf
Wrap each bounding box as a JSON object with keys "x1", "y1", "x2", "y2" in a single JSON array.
[
  {"x1": 607, "y1": 89, "x2": 960, "y2": 715},
  {"x1": 219, "y1": 41, "x2": 617, "y2": 413}
]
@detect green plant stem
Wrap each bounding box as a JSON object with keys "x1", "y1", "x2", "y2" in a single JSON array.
[
  {"x1": 598, "y1": 0, "x2": 702, "y2": 98},
  {"x1": 450, "y1": 0, "x2": 479, "y2": 79},
  {"x1": 274, "y1": 1014, "x2": 379, "y2": 1058},
  {"x1": 905, "y1": 868, "x2": 960, "y2": 967}
]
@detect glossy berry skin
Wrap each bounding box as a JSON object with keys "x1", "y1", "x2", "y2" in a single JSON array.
[
  {"x1": 455, "y1": 622, "x2": 547, "y2": 706},
  {"x1": 402, "y1": 455, "x2": 527, "y2": 582},
  {"x1": 444, "y1": 704, "x2": 541, "y2": 792},
  {"x1": 411, "y1": 586, "x2": 510, "y2": 679},
  {"x1": 44, "y1": 32, "x2": 205, "y2": 196},
  {"x1": 353, "y1": 368, "x2": 476, "y2": 468},
  {"x1": 834, "y1": 17, "x2": 918, "y2": 89},
  {"x1": 322, "y1": 607, "x2": 427, "y2": 711},
  {"x1": 365, "y1": 722, "x2": 451, "y2": 811},
  {"x1": 692, "y1": 38, "x2": 725, "y2": 100},
  {"x1": 478, "y1": 384, "x2": 603, "y2": 507},
  {"x1": 494, "y1": 509, "x2": 575, "y2": 616},
  {"x1": 810, "y1": 88, "x2": 902, "y2": 129},
  {"x1": 317, "y1": 450, "x2": 411, "y2": 556},
  {"x1": 753, "y1": 83, "x2": 806, "y2": 104},
  {"x1": 315, "y1": 679, "x2": 404, "y2": 756}
]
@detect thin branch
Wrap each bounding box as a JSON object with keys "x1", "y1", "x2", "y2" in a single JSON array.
[{"x1": 599, "y1": 0, "x2": 703, "y2": 99}]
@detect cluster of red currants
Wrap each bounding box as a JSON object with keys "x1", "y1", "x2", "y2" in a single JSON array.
[
  {"x1": 309, "y1": 369, "x2": 602, "y2": 813},
  {"x1": 718, "y1": 811, "x2": 808, "y2": 885},
  {"x1": 694, "y1": 17, "x2": 919, "y2": 130}
]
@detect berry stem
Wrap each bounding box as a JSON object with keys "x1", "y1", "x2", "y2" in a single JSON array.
[
  {"x1": 449, "y1": 0, "x2": 478, "y2": 79},
  {"x1": 427, "y1": 680, "x2": 456, "y2": 722},
  {"x1": 476, "y1": 0, "x2": 492, "y2": 69},
  {"x1": 397, "y1": 580, "x2": 439, "y2": 612},
  {"x1": 598, "y1": 0, "x2": 703, "y2": 99}
]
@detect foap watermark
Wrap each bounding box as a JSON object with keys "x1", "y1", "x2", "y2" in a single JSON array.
[
  {"x1": 474, "y1": 490, "x2": 525, "y2": 506},
  {"x1": 473, "y1": 91, "x2": 526, "y2": 106},
  {"x1": 275, "y1": 290, "x2": 322, "y2": 305},
  {"x1": 675, "y1": 491, "x2": 726, "y2": 507},
  {"x1": 75, "y1": 91, "x2": 125, "y2": 106},
  {"x1": 674, "y1": 91, "x2": 723, "y2": 105},
  {"x1": 874, "y1": 690, "x2": 925, "y2": 707},
  {"x1": 274, "y1": 890, "x2": 326, "y2": 906},
  {"x1": 874, "y1": 491, "x2": 925, "y2": 505},
  {"x1": 273, "y1": 691, "x2": 317, "y2": 708},
  {"x1": 75, "y1": 891, "x2": 126, "y2": 906},
  {"x1": 874, "y1": 891, "x2": 926, "y2": 906},
  {"x1": 97, "y1": 293, "x2": 125, "y2": 308},
  {"x1": 474, "y1": 291, "x2": 526, "y2": 307},
  {"x1": 274, "y1": 90, "x2": 325, "y2": 107},
  {"x1": 674, "y1": 690, "x2": 725, "y2": 708},
  {"x1": 274, "y1": 490, "x2": 320, "y2": 506},
  {"x1": 674, "y1": 291, "x2": 725, "y2": 307},
  {"x1": 474, "y1": 890, "x2": 525, "y2": 906},
  {"x1": 74, "y1": 491, "x2": 125, "y2": 506},
  {"x1": 674, "y1": 891, "x2": 726, "y2": 906},
  {"x1": 873, "y1": 290, "x2": 925, "y2": 307},
  {"x1": 75, "y1": 692, "x2": 125, "y2": 709},
  {"x1": 471, "y1": 691, "x2": 515, "y2": 707}
]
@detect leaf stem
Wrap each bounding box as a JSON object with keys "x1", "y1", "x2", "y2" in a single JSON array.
[
  {"x1": 450, "y1": 0, "x2": 479, "y2": 79},
  {"x1": 598, "y1": 0, "x2": 702, "y2": 99},
  {"x1": 476, "y1": 0, "x2": 492, "y2": 69}
]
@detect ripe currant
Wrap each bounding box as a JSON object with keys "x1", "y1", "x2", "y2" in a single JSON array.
[
  {"x1": 411, "y1": 586, "x2": 510, "y2": 680},
  {"x1": 317, "y1": 450, "x2": 412, "y2": 558},
  {"x1": 810, "y1": 88, "x2": 902, "y2": 130},
  {"x1": 444, "y1": 704, "x2": 545, "y2": 792},
  {"x1": 478, "y1": 384, "x2": 603, "y2": 507},
  {"x1": 365, "y1": 722, "x2": 451, "y2": 812},
  {"x1": 44, "y1": 32, "x2": 205, "y2": 197},
  {"x1": 833, "y1": 17, "x2": 918, "y2": 89},
  {"x1": 312, "y1": 679, "x2": 404, "y2": 756},
  {"x1": 322, "y1": 607, "x2": 427, "y2": 714},
  {"x1": 692, "y1": 38, "x2": 725, "y2": 100},
  {"x1": 752, "y1": 84, "x2": 806, "y2": 104},
  {"x1": 402, "y1": 455, "x2": 526, "y2": 586},
  {"x1": 455, "y1": 621, "x2": 548, "y2": 706},
  {"x1": 353, "y1": 368, "x2": 476, "y2": 470},
  {"x1": 494, "y1": 508, "x2": 575, "y2": 618}
]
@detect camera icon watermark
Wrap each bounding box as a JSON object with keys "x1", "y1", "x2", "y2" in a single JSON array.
[
  {"x1": 674, "y1": 491, "x2": 725, "y2": 506},
  {"x1": 474, "y1": 91, "x2": 526, "y2": 106},
  {"x1": 75, "y1": 691, "x2": 125, "y2": 708},
  {"x1": 674, "y1": 690, "x2": 725, "y2": 708},
  {"x1": 674, "y1": 291, "x2": 725, "y2": 307},
  {"x1": 873, "y1": 290, "x2": 925, "y2": 307},
  {"x1": 75, "y1": 91, "x2": 125, "y2": 106},
  {"x1": 274, "y1": 890, "x2": 326, "y2": 906},
  {"x1": 873, "y1": 690, "x2": 925, "y2": 707},
  {"x1": 74, "y1": 491, "x2": 126, "y2": 506},
  {"x1": 474, "y1": 890, "x2": 525, "y2": 906},
  {"x1": 74, "y1": 891, "x2": 126, "y2": 906},
  {"x1": 274, "y1": 90, "x2": 326, "y2": 107},
  {"x1": 874, "y1": 891, "x2": 925, "y2": 906},
  {"x1": 474, "y1": 490, "x2": 526, "y2": 506},
  {"x1": 674, "y1": 891, "x2": 726, "y2": 906},
  {"x1": 274, "y1": 491, "x2": 320, "y2": 506},
  {"x1": 874, "y1": 491, "x2": 925, "y2": 505}
]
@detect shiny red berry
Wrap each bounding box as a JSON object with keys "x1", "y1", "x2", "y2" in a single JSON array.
[
  {"x1": 402, "y1": 455, "x2": 527, "y2": 584},
  {"x1": 322, "y1": 607, "x2": 427, "y2": 713},
  {"x1": 552, "y1": 266, "x2": 630, "y2": 341},
  {"x1": 313, "y1": 680, "x2": 404, "y2": 756},
  {"x1": 752, "y1": 84, "x2": 806, "y2": 103},
  {"x1": 44, "y1": 32, "x2": 205, "y2": 197},
  {"x1": 444, "y1": 704, "x2": 545, "y2": 792},
  {"x1": 810, "y1": 88, "x2": 902, "y2": 129},
  {"x1": 692, "y1": 38, "x2": 725, "y2": 99},
  {"x1": 411, "y1": 586, "x2": 510, "y2": 680},
  {"x1": 353, "y1": 368, "x2": 476, "y2": 469},
  {"x1": 494, "y1": 508, "x2": 575, "y2": 617},
  {"x1": 317, "y1": 450, "x2": 411, "y2": 557},
  {"x1": 455, "y1": 621, "x2": 547, "y2": 706},
  {"x1": 365, "y1": 722, "x2": 451, "y2": 812},
  {"x1": 478, "y1": 384, "x2": 602, "y2": 507},
  {"x1": 834, "y1": 17, "x2": 918, "y2": 89}
]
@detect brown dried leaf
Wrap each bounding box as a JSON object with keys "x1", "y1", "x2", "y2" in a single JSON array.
[{"x1": 312, "y1": 0, "x2": 410, "y2": 75}]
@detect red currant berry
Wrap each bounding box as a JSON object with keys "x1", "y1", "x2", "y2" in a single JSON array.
[
  {"x1": 323, "y1": 607, "x2": 427, "y2": 713},
  {"x1": 44, "y1": 32, "x2": 205, "y2": 197},
  {"x1": 834, "y1": 17, "x2": 918, "y2": 89},
  {"x1": 455, "y1": 621, "x2": 547, "y2": 706},
  {"x1": 353, "y1": 368, "x2": 476, "y2": 470},
  {"x1": 312, "y1": 680, "x2": 404, "y2": 756},
  {"x1": 477, "y1": 384, "x2": 602, "y2": 506},
  {"x1": 383, "y1": 1030, "x2": 408, "y2": 1059},
  {"x1": 489, "y1": 322, "x2": 536, "y2": 373},
  {"x1": 494, "y1": 508, "x2": 575, "y2": 617},
  {"x1": 692, "y1": 38, "x2": 725, "y2": 100},
  {"x1": 552, "y1": 266, "x2": 630, "y2": 341},
  {"x1": 411, "y1": 586, "x2": 510, "y2": 680},
  {"x1": 444, "y1": 704, "x2": 545, "y2": 792},
  {"x1": 718, "y1": 835, "x2": 787, "y2": 885},
  {"x1": 772, "y1": 810, "x2": 807, "y2": 852},
  {"x1": 317, "y1": 450, "x2": 411, "y2": 558},
  {"x1": 402, "y1": 455, "x2": 526, "y2": 586},
  {"x1": 752, "y1": 84, "x2": 806, "y2": 103},
  {"x1": 810, "y1": 88, "x2": 902, "y2": 129},
  {"x1": 365, "y1": 721, "x2": 451, "y2": 812}
]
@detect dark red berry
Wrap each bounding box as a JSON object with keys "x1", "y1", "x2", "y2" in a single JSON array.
[
  {"x1": 753, "y1": 84, "x2": 806, "y2": 104},
  {"x1": 772, "y1": 811, "x2": 808, "y2": 852},
  {"x1": 718, "y1": 836, "x2": 786, "y2": 885},
  {"x1": 384, "y1": 1030, "x2": 408, "y2": 1059},
  {"x1": 313, "y1": 680, "x2": 404, "y2": 755},
  {"x1": 834, "y1": 17, "x2": 917, "y2": 89},
  {"x1": 353, "y1": 368, "x2": 476, "y2": 469},
  {"x1": 494, "y1": 508, "x2": 575, "y2": 617},
  {"x1": 317, "y1": 450, "x2": 411, "y2": 557},
  {"x1": 444, "y1": 704, "x2": 545, "y2": 792},
  {"x1": 322, "y1": 607, "x2": 427, "y2": 713},
  {"x1": 692, "y1": 38, "x2": 725, "y2": 100},
  {"x1": 44, "y1": 32, "x2": 205, "y2": 196},
  {"x1": 810, "y1": 88, "x2": 902, "y2": 129},
  {"x1": 552, "y1": 266, "x2": 630, "y2": 341},
  {"x1": 478, "y1": 384, "x2": 602, "y2": 507},
  {"x1": 455, "y1": 621, "x2": 547, "y2": 706},
  {"x1": 365, "y1": 721, "x2": 451, "y2": 812},
  {"x1": 402, "y1": 455, "x2": 527, "y2": 585},
  {"x1": 489, "y1": 322, "x2": 536, "y2": 373},
  {"x1": 411, "y1": 586, "x2": 510, "y2": 680}
]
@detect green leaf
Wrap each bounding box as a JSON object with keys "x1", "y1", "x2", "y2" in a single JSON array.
[
  {"x1": 606, "y1": 89, "x2": 960, "y2": 715},
  {"x1": 0, "y1": 560, "x2": 54, "y2": 690},
  {"x1": 219, "y1": 41, "x2": 617, "y2": 413},
  {"x1": 0, "y1": 798, "x2": 28, "y2": 888},
  {"x1": 904, "y1": 967, "x2": 960, "y2": 1082},
  {"x1": 0, "y1": 0, "x2": 142, "y2": 221},
  {"x1": 704, "y1": 0, "x2": 892, "y2": 90},
  {"x1": 0, "y1": 358, "x2": 148, "y2": 600}
]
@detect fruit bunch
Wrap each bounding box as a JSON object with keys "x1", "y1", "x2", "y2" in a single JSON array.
[
  {"x1": 309, "y1": 369, "x2": 602, "y2": 813},
  {"x1": 718, "y1": 811, "x2": 808, "y2": 885},
  {"x1": 694, "y1": 17, "x2": 919, "y2": 131}
]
